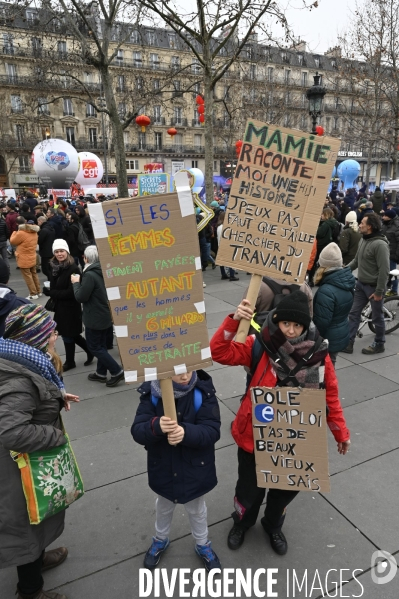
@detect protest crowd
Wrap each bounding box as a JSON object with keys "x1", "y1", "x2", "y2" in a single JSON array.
[{"x1": 0, "y1": 178, "x2": 396, "y2": 599}]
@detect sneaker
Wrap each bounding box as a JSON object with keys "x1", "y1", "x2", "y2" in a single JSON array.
[
  {"x1": 88, "y1": 372, "x2": 107, "y2": 383},
  {"x1": 26, "y1": 294, "x2": 39, "y2": 300},
  {"x1": 106, "y1": 371, "x2": 124, "y2": 387},
  {"x1": 229, "y1": 276, "x2": 240, "y2": 281},
  {"x1": 143, "y1": 537, "x2": 170, "y2": 569},
  {"x1": 195, "y1": 540, "x2": 221, "y2": 571},
  {"x1": 203, "y1": 282, "x2": 206, "y2": 288},
  {"x1": 227, "y1": 524, "x2": 246, "y2": 550},
  {"x1": 268, "y1": 530, "x2": 288, "y2": 555},
  {"x1": 361, "y1": 342, "x2": 385, "y2": 355},
  {"x1": 38, "y1": 293, "x2": 43, "y2": 298},
  {"x1": 385, "y1": 290, "x2": 397, "y2": 297}
]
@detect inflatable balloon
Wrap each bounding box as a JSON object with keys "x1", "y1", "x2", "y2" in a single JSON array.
[
  {"x1": 337, "y1": 159, "x2": 361, "y2": 189},
  {"x1": 74, "y1": 152, "x2": 104, "y2": 191},
  {"x1": 32, "y1": 139, "x2": 79, "y2": 189}
]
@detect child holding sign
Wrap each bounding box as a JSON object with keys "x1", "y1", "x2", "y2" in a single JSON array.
[
  {"x1": 210, "y1": 290, "x2": 350, "y2": 556},
  {"x1": 131, "y1": 370, "x2": 222, "y2": 571}
]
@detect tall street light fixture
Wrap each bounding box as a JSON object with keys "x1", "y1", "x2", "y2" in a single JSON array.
[{"x1": 306, "y1": 72, "x2": 326, "y2": 134}]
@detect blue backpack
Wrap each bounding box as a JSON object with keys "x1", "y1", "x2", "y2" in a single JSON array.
[{"x1": 151, "y1": 388, "x2": 203, "y2": 413}]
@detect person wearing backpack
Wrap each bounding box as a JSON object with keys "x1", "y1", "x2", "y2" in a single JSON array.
[
  {"x1": 131, "y1": 369, "x2": 222, "y2": 571},
  {"x1": 308, "y1": 208, "x2": 340, "y2": 285},
  {"x1": 210, "y1": 290, "x2": 350, "y2": 556}
]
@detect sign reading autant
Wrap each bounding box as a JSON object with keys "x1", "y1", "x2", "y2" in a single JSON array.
[{"x1": 217, "y1": 120, "x2": 340, "y2": 284}]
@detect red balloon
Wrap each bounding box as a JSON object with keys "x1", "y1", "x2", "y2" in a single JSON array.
[
  {"x1": 197, "y1": 104, "x2": 205, "y2": 115},
  {"x1": 196, "y1": 95, "x2": 204, "y2": 105},
  {"x1": 199, "y1": 114, "x2": 205, "y2": 123},
  {"x1": 315, "y1": 125, "x2": 325, "y2": 136}
]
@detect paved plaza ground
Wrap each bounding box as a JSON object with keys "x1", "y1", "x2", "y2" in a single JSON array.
[{"x1": 1, "y1": 259, "x2": 399, "y2": 598}]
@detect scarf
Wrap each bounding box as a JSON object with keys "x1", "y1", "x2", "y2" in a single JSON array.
[
  {"x1": 151, "y1": 371, "x2": 198, "y2": 399},
  {"x1": 0, "y1": 338, "x2": 65, "y2": 395},
  {"x1": 50, "y1": 258, "x2": 71, "y2": 278},
  {"x1": 261, "y1": 312, "x2": 329, "y2": 388}
]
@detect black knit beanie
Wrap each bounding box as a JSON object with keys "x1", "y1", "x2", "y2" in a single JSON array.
[{"x1": 272, "y1": 290, "x2": 311, "y2": 329}]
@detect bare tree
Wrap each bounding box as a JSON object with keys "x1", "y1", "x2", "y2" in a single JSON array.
[{"x1": 139, "y1": 0, "x2": 318, "y2": 202}]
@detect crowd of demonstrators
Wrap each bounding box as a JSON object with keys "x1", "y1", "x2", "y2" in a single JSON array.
[
  {"x1": 313, "y1": 243, "x2": 356, "y2": 365},
  {"x1": 339, "y1": 211, "x2": 361, "y2": 265},
  {"x1": 43, "y1": 240, "x2": 93, "y2": 372},
  {"x1": 71, "y1": 246, "x2": 124, "y2": 387},
  {"x1": 342, "y1": 212, "x2": 390, "y2": 355},
  {"x1": 210, "y1": 291, "x2": 350, "y2": 556},
  {"x1": 0, "y1": 304, "x2": 79, "y2": 599}
]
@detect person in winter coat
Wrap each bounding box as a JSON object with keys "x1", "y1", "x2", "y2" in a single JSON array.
[
  {"x1": 381, "y1": 209, "x2": 399, "y2": 295},
  {"x1": 45, "y1": 208, "x2": 65, "y2": 239},
  {"x1": 64, "y1": 212, "x2": 83, "y2": 267},
  {"x1": 71, "y1": 245, "x2": 123, "y2": 387},
  {"x1": 356, "y1": 200, "x2": 374, "y2": 224},
  {"x1": 342, "y1": 213, "x2": 390, "y2": 355},
  {"x1": 74, "y1": 205, "x2": 93, "y2": 243},
  {"x1": 24, "y1": 192, "x2": 38, "y2": 212},
  {"x1": 42, "y1": 239, "x2": 93, "y2": 372},
  {"x1": 5, "y1": 201, "x2": 18, "y2": 236},
  {"x1": 19, "y1": 202, "x2": 38, "y2": 224},
  {"x1": 339, "y1": 211, "x2": 362, "y2": 265},
  {"x1": 344, "y1": 188, "x2": 356, "y2": 210},
  {"x1": 0, "y1": 304, "x2": 79, "y2": 599},
  {"x1": 37, "y1": 216, "x2": 56, "y2": 280},
  {"x1": 210, "y1": 291, "x2": 350, "y2": 556},
  {"x1": 132, "y1": 370, "x2": 222, "y2": 571},
  {"x1": 337, "y1": 200, "x2": 350, "y2": 225},
  {"x1": 0, "y1": 207, "x2": 10, "y2": 270},
  {"x1": 0, "y1": 259, "x2": 30, "y2": 335},
  {"x1": 313, "y1": 243, "x2": 355, "y2": 365},
  {"x1": 371, "y1": 186, "x2": 384, "y2": 214},
  {"x1": 308, "y1": 208, "x2": 339, "y2": 285},
  {"x1": 216, "y1": 211, "x2": 239, "y2": 281},
  {"x1": 10, "y1": 217, "x2": 41, "y2": 299}
]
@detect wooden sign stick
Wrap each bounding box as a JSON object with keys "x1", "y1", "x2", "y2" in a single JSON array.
[
  {"x1": 160, "y1": 378, "x2": 177, "y2": 421},
  {"x1": 235, "y1": 274, "x2": 262, "y2": 344}
]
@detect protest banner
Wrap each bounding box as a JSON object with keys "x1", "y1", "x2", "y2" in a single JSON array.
[
  {"x1": 217, "y1": 120, "x2": 341, "y2": 342},
  {"x1": 138, "y1": 173, "x2": 170, "y2": 196},
  {"x1": 251, "y1": 387, "x2": 330, "y2": 492},
  {"x1": 88, "y1": 176, "x2": 212, "y2": 418}
]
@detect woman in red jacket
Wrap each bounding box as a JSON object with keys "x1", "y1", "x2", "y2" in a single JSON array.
[{"x1": 210, "y1": 290, "x2": 350, "y2": 556}]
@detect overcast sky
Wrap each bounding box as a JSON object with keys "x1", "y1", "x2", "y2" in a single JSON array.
[{"x1": 285, "y1": 0, "x2": 359, "y2": 53}]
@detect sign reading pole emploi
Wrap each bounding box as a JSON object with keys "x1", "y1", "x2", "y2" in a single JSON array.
[
  {"x1": 252, "y1": 387, "x2": 330, "y2": 493},
  {"x1": 87, "y1": 179, "x2": 212, "y2": 395}
]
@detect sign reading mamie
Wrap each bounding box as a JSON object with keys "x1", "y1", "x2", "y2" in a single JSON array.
[
  {"x1": 88, "y1": 191, "x2": 212, "y2": 383},
  {"x1": 252, "y1": 387, "x2": 330, "y2": 492},
  {"x1": 217, "y1": 121, "x2": 340, "y2": 283}
]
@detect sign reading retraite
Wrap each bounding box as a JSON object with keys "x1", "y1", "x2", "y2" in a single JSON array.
[
  {"x1": 252, "y1": 387, "x2": 330, "y2": 493},
  {"x1": 88, "y1": 190, "x2": 212, "y2": 383},
  {"x1": 217, "y1": 120, "x2": 341, "y2": 284}
]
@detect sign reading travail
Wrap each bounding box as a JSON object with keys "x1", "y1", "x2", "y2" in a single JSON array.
[
  {"x1": 217, "y1": 120, "x2": 340, "y2": 283},
  {"x1": 88, "y1": 191, "x2": 212, "y2": 384},
  {"x1": 252, "y1": 387, "x2": 330, "y2": 492}
]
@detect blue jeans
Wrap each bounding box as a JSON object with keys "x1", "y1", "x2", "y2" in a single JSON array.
[
  {"x1": 348, "y1": 280, "x2": 385, "y2": 344},
  {"x1": 389, "y1": 259, "x2": 398, "y2": 293},
  {"x1": 85, "y1": 327, "x2": 122, "y2": 377}
]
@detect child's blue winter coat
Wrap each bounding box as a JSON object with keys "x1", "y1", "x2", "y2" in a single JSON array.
[{"x1": 131, "y1": 370, "x2": 221, "y2": 504}]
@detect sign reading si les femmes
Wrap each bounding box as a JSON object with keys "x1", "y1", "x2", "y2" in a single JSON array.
[
  {"x1": 252, "y1": 387, "x2": 330, "y2": 492},
  {"x1": 88, "y1": 190, "x2": 212, "y2": 384},
  {"x1": 217, "y1": 120, "x2": 340, "y2": 283}
]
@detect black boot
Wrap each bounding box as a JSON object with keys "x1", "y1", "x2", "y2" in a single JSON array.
[
  {"x1": 62, "y1": 342, "x2": 76, "y2": 372},
  {"x1": 74, "y1": 335, "x2": 94, "y2": 366}
]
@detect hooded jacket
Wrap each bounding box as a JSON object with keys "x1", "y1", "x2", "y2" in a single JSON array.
[
  {"x1": 381, "y1": 216, "x2": 399, "y2": 262},
  {"x1": 72, "y1": 261, "x2": 112, "y2": 330},
  {"x1": 316, "y1": 218, "x2": 339, "y2": 249},
  {"x1": 371, "y1": 190, "x2": 383, "y2": 214},
  {"x1": 38, "y1": 220, "x2": 56, "y2": 258},
  {"x1": 132, "y1": 370, "x2": 220, "y2": 504},
  {"x1": 313, "y1": 268, "x2": 355, "y2": 352},
  {"x1": 210, "y1": 315, "x2": 350, "y2": 454},
  {"x1": 348, "y1": 233, "x2": 390, "y2": 295},
  {"x1": 0, "y1": 285, "x2": 30, "y2": 336},
  {"x1": 10, "y1": 223, "x2": 40, "y2": 268},
  {"x1": 339, "y1": 224, "x2": 361, "y2": 265}
]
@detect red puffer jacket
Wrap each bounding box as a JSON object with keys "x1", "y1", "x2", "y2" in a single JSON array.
[{"x1": 210, "y1": 315, "x2": 350, "y2": 453}]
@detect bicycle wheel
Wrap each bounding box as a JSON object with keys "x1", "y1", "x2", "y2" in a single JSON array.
[{"x1": 368, "y1": 295, "x2": 399, "y2": 334}]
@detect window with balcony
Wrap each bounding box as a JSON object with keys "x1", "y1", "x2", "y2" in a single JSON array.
[
  {"x1": 136, "y1": 76, "x2": 143, "y2": 91},
  {"x1": 11, "y1": 95, "x2": 23, "y2": 114},
  {"x1": 118, "y1": 75, "x2": 126, "y2": 92},
  {"x1": 31, "y1": 37, "x2": 42, "y2": 56},
  {"x1": 267, "y1": 67, "x2": 273, "y2": 82},
  {"x1": 174, "y1": 133, "x2": 183, "y2": 148},
  {"x1": 192, "y1": 160, "x2": 198, "y2": 168},
  {"x1": 123, "y1": 131, "x2": 129, "y2": 147},
  {"x1": 333, "y1": 117, "x2": 339, "y2": 130},
  {"x1": 174, "y1": 107, "x2": 182, "y2": 125},
  {"x1": 194, "y1": 134, "x2": 202, "y2": 147},
  {"x1": 173, "y1": 80, "x2": 182, "y2": 97},
  {"x1": 285, "y1": 91, "x2": 290, "y2": 106},
  {"x1": 5, "y1": 63, "x2": 17, "y2": 82},
  {"x1": 193, "y1": 109, "x2": 200, "y2": 126},
  {"x1": 41, "y1": 126, "x2": 50, "y2": 140},
  {"x1": 126, "y1": 159, "x2": 139, "y2": 170},
  {"x1": 153, "y1": 105, "x2": 162, "y2": 123},
  {"x1": 57, "y1": 41, "x2": 67, "y2": 58},
  {"x1": 138, "y1": 132, "x2": 146, "y2": 150},
  {"x1": 118, "y1": 102, "x2": 126, "y2": 118},
  {"x1": 63, "y1": 98, "x2": 73, "y2": 116},
  {"x1": 26, "y1": 9, "x2": 39, "y2": 25},
  {"x1": 155, "y1": 132, "x2": 162, "y2": 150},
  {"x1": 192, "y1": 59, "x2": 201, "y2": 74},
  {"x1": 86, "y1": 102, "x2": 96, "y2": 117},
  {"x1": 38, "y1": 97, "x2": 50, "y2": 115},
  {"x1": 150, "y1": 53, "x2": 159, "y2": 69},
  {"x1": 3, "y1": 33, "x2": 14, "y2": 55},
  {"x1": 66, "y1": 127, "x2": 75, "y2": 146},
  {"x1": 171, "y1": 56, "x2": 180, "y2": 70},
  {"x1": 284, "y1": 69, "x2": 291, "y2": 84},
  {"x1": 130, "y1": 29, "x2": 139, "y2": 44},
  {"x1": 168, "y1": 33, "x2": 177, "y2": 48},
  {"x1": 245, "y1": 45, "x2": 253, "y2": 59},
  {"x1": 133, "y1": 51, "x2": 142, "y2": 67},
  {"x1": 147, "y1": 30, "x2": 155, "y2": 46},
  {"x1": 249, "y1": 64, "x2": 256, "y2": 80},
  {"x1": 116, "y1": 49, "x2": 124, "y2": 62},
  {"x1": 19, "y1": 155, "x2": 30, "y2": 173},
  {"x1": 301, "y1": 72, "x2": 308, "y2": 87},
  {"x1": 153, "y1": 79, "x2": 160, "y2": 92},
  {"x1": 89, "y1": 128, "x2": 97, "y2": 148}
]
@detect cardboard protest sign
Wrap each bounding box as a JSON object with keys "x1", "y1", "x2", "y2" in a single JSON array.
[
  {"x1": 138, "y1": 173, "x2": 170, "y2": 196},
  {"x1": 252, "y1": 387, "x2": 330, "y2": 492},
  {"x1": 88, "y1": 189, "x2": 212, "y2": 384},
  {"x1": 217, "y1": 120, "x2": 341, "y2": 284}
]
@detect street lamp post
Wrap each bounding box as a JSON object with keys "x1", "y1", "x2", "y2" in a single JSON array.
[
  {"x1": 97, "y1": 95, "x2": 109, "y2": 187},
  {"x1": 306, "y1": 72, "x2": 327, "y2": 134}
]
